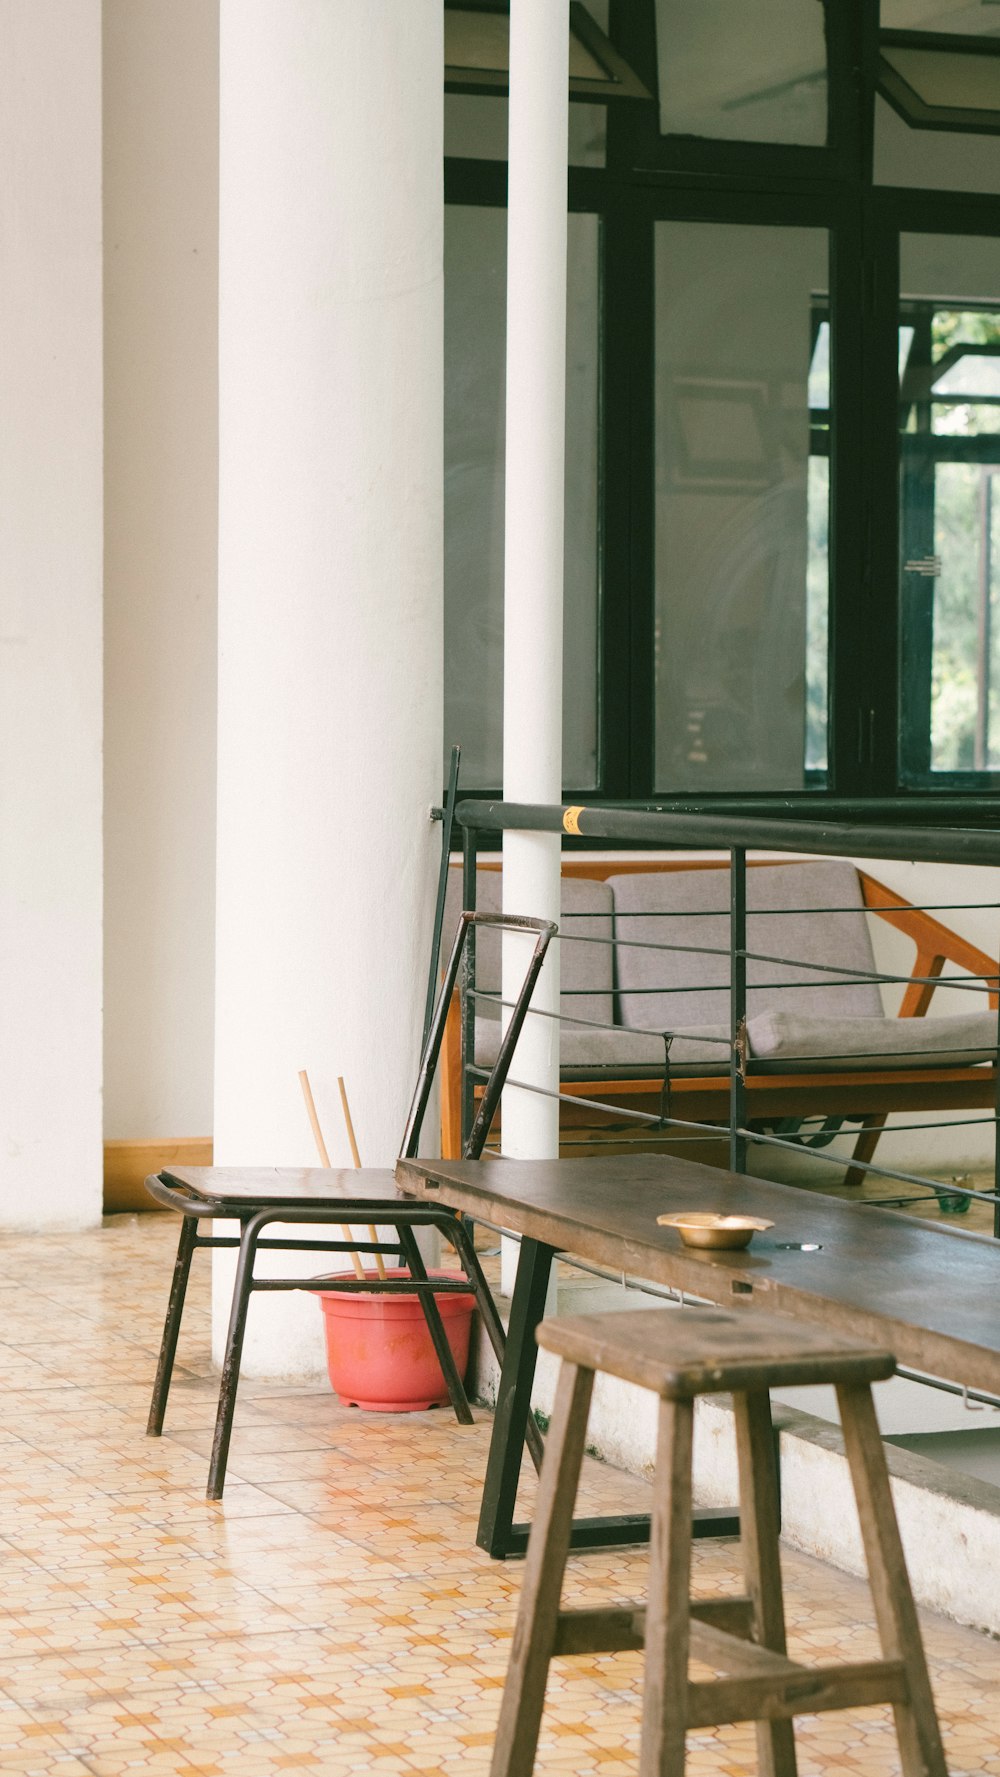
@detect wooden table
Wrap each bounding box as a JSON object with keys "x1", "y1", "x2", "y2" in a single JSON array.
[{"x1": 396, "y1": 1152, "x2": 1000, "y2": 1557}]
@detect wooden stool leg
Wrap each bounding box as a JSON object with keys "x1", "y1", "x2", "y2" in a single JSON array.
[
  {"x1": 835, "y1": 1383, "x2": 948, "y2": 1777},
  {"x1": 490, "y1": 1361, "x2": 595, "y2": 1777},
  {"x1": 639, "y1": 1397, "x2": 694, "y2": 1777},
  {"x1": 733, "y1": 1390, "x2": 798, "y2": 1777}
]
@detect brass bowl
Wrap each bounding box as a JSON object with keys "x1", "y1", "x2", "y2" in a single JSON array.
[{"x1": 656, "y1": 1212, "x2": 774, "y2": 1251}]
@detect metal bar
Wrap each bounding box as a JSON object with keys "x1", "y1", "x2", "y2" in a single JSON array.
[
  {"x1": 146, "y1": 1213, "x2": 198, "y2": 1437},
  {"x1": 478, "y1": 1236, "x2": 555, "y2": 1557},
  {"x1": 422, "y1": 742, "x2": 462, "y2": 1048},
  {"x1": 447, "y1": 1214, "x2": 545, "y2": 1470},
  {"x1": 730, "y1": 845, "x2": 747, "y2": 1173},
  {"x1": 396, "y1": 1222, "x2": 475, "y2": 1425},
  {"x1": 208, "y1": 1209, "x2": 270, "y2": 1499},
  {"x1": 456, "y1": 799, "x2": 1000, "y2": 868},
  {"x1": 462, "y1": 823, "x2": 478, "y2": 1151},
  {"x1": 465, "y1": 928, "x2": 557, "y2": 1159}
]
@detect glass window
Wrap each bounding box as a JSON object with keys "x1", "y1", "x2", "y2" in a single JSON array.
[
  {"x1": 653, "y1": 223, "x2": 830, "y2": 792},
  {"x1": 444, "y1": 207, "x2": 600, "y2": 789},
  {"x1": 899, "y1": 236, "x2": 1000, "y2": 778},
  {"x1": 654, "y1": 0, "x2": 827, "y2": 145},
  {"x1": 875, "y1": 92, "x2": 1000, "y2": 187},
  {"x1": 881, "y1": 2, "x2": 1000, "y2": 34},
  {"x1": 444, "y1": 96, "x2": 607, "y2": 166}
]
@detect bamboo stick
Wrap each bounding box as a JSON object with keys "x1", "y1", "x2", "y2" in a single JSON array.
[
  {"x1": 297, "y1": 1069, "x2": 366, "y2": 1282},
  {"x1": 338, "y1": 1076, "x2": 387, "y2": 1280}
]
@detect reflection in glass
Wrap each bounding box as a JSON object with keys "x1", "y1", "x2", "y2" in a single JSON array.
[
  {"x1": 653, "y1": 223, "x2": 829, "y2": 791},
  {"x1": 899, "y1": 236, "x2": 1000, "y2": 777},
  {"x1": 881, "y1": 2, "x2": 1000, "y2": 36},
  {"x1": 443, "y1": 207, "x2": 600, "y2": 789},
  {"x1": 655, "y1": 0, "x2": 827, "y2": 144}
]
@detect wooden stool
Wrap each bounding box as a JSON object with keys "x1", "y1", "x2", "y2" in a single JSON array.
[{"x1": 491, "y1": 1305, "x2": 947, "y2": 1777}]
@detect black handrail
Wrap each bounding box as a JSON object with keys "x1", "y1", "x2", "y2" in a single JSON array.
[{"x1": 456, "y1": 798, "x2": 1000, "y2": 866}]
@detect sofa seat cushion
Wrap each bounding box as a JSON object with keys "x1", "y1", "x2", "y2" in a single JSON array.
[
  {"x1": 609, "y1": 860, "x2": 884, "y2": 1031},
  {"x1": 473, "y1": 1012, "x2": 730, "y2": 1073},
  {"x1": 747, "y1": 1009, "x2": 997, "y2": 1072}
]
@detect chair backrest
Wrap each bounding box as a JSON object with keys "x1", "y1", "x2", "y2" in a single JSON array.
[
  {"x1": 608, "y1": 860, "x2": 883, "y2": 1033},
  {"x1": 443, "y1": 868, "x2": 615, "y2": 1027}
]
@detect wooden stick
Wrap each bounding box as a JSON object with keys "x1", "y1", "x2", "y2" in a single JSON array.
[
  {"x1": 338, "y1": 1076, "x2": 387, "y2": 1280},
  {"x1": 297, "y1": 1069, "x2": 366, "y2": 1282}
]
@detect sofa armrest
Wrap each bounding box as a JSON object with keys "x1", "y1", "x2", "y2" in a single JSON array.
[{"x1": 859, "y1": 871, "x2": 999, "y2": 1014}]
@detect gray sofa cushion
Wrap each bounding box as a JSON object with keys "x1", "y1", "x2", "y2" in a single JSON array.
[
  {"x1": 442, "y1": 867, "x2": 614, "y2": 1028},
  {"x1": 748, "y1": 1008, "x2": 998, "y2": 1072},
  {"x1": 609, "y1": 861, "x2": 884, "y2": 1033}
]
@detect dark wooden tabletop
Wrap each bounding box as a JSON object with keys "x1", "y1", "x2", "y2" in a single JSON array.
[{"x1": 395, "y1": 1153, "x2": 1000, "y2": 1397}]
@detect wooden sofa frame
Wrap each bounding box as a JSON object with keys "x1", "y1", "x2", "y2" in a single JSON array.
[{"x1": 440, "y1": 857, "x2": 999, "y2": 1189}]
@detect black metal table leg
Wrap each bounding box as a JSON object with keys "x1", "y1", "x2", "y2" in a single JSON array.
[
  {"x1": 477, "y1": 1236, "x2": 555, "y2": 1557},
  {"x1": 476, "y1": 1236, "x2": 741, "y2": 1559},
  {"x1": 397, "y1": 1224, "x2": 474, "y2": 1425},
  {"x1": 447, "y1": 1215, "x2": 544, "y2": 1472},
  {"x1": 147, "y1": 1212, "x2": 198, "y2": 1437}
]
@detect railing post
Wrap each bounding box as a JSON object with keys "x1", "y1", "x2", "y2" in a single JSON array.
[
  {"x1": 994, "y1": 985, "x2": 1000, "y2": 1240},
  {"x1": 730, "y1": 845, "x2": 748, "y2": 1174},
  {"x1": 461, "y1": 824, "x2": 479, "y2": 1152}
]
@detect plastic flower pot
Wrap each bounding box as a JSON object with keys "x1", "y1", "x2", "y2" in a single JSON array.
[{"x1": 314, "y1": 1268, "x2": 476, "y2": 1411}]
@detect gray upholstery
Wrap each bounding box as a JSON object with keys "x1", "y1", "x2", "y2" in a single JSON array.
[
  {"x1": 609, "y1": 861, "x2": 883, "y2": 1032},
  {"x1": 473, "y1": 1012, "x2": 729, "y2": 1072},
  {"x1": 442, "y1": 868, "x2": 614, "y2": 1028},
  {"x1": 748, "y1": 1008, "x2": 997, "y2": 1071},
  {"x1": 449, "y1": 860, "x2": 994, "y2": 1081}
]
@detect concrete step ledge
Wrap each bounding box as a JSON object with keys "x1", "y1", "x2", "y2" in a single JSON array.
[{"x1": 471, "y1": 1310, "x2": 1000, "y2": 1637}]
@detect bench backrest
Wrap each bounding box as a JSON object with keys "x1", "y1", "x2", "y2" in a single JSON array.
[
  {"x1": 442, "y1": 869, "x2": 615, "y2": 1026},
  {"x1": 609, "y1": 860, "x2": 882, "y2": 1033}
]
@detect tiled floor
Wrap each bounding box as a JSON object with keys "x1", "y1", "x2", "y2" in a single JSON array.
[{"x1": 0, "y1": 1214, "x2": 997, "y2": 1777}]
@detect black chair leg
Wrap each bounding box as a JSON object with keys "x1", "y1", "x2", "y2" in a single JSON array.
[
  {"x1": 207, "y1": 1212, "x2": 267, "y2": 1500},
  {"x1": 147, "y1": 1212, "x2": 199, "y2": 1437},
  {"x1": 397, "y1": 1224, "x2": 474, "y2": 1424}
]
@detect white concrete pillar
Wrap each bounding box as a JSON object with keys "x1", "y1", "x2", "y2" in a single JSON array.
[
  {"x1": 500, "y1": 0, "x2": 569, "y2": 1292},
  {"x1": 103, "y1": 0, "x2": 219, "y2": 1145},
  {"x1": 0, "y1": 2, "x2": 103, "y2": 1229},
  {"x1": 214, "y1": 0, "x2": 443, "y2": 1375}
]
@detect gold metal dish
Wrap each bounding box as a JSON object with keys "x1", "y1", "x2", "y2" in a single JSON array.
[{"x1": 656, "y1": 1212, "x2": 774, "y2": 1251}]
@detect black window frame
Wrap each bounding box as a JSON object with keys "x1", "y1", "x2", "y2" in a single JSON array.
[{"x1": 443, "y1": 0, "x2": 1000, "y2": 815}]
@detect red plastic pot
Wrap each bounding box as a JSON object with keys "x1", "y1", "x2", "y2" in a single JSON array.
[{"x1": 314, "y1": 1268, "x2": 476, "y2": 1411}]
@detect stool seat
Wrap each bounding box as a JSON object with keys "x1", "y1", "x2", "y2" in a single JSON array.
[
  {"x1": 537, "y1": 1305, "x2": 896, "y2": 1398},
  {"x1": 492, "y1": 1303, "x2": 946, "y2": 1777}
]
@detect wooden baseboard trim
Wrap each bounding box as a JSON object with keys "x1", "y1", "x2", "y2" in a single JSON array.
[{"x1": 103, "y1": 1138, "x2": 213, "y2": 1213}]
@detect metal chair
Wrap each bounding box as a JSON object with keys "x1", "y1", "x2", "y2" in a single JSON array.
[{"x1": 145, "y1": 909, "x2": 555, "y2": 1498}]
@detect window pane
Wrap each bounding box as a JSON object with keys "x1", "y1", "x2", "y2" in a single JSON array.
[
  {"x1": 444, "y1": 207, "x2": 600, "y2": 789},
  {"x1": 875, "y1": 92, "x2": 1000, "y2": 189},
  {"x1": 653, "y1": 223, "x2": 829, "y2": 792},
  {"x1": 654, "y1": 0, "x2": 827, "y2": 145},
  {"x1": 881, "y1": 2, "x2": 1000, "y2": 34},
  {"x1": 444, "y1": 95, "x2": 607, "y2": 166},
  {"x1": 899, "y1": 234, "x2": 1000, "y2": 778}
]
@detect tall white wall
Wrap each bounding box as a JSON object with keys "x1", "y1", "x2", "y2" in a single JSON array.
[
  {"x1": 103, "y1": 0, "x2": 220, "y2": 1141},
  {"x1": 0, "y1": 2, "x2": 103, "y2": 1229},
  {"x1": 213, "y1": 0, "x2": 444, "y2": 1375}
]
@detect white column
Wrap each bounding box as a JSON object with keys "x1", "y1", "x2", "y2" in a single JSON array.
[
  {"x1": 103, "y1": 0, "x2": 219, "y2": 1145},
  {"x1": 214, "y1": 0, "x2": 443, "y2": 1375},
  {"x1": 0, "y1": 2, "x2": 103, "y2": 1229},
  {"x1": 500, "y1": 1, "x2": 569, "y2": 1292}
]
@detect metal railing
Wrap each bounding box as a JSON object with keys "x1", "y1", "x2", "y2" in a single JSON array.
[{"x1": 446, "y1": 798, "x2": 1000, "y2": 1238}]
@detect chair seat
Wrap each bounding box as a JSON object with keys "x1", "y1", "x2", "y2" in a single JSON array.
[
  {"x1": 153, "y1": 1165, "x2": 405, "y2": 1209},
  {"x1": 535, "y1": 1305, "x2": 895, "y2": 1398}
]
